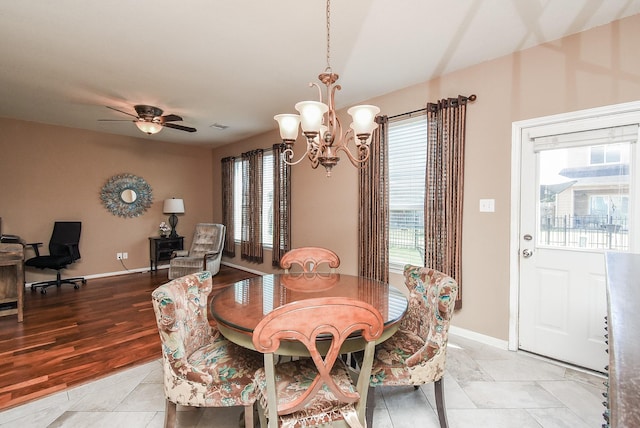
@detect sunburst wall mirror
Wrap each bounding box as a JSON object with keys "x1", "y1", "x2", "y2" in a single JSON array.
[{"x1": 100, "y1": 173, "x2": 153, "y2": 218}]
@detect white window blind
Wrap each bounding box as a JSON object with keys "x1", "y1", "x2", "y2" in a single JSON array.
[
  {"x1": 233, "y1": 151, "x2": 274, "y2": 247},
  {"x1": 388, "y1": 115, "x2": 428, "y2": 268}
]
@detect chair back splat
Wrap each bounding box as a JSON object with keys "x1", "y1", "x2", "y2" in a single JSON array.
[
  {"x1": 252, "y1": 297, "x2": 383, "y2": 428},
  {"x1": 279, "y1": 246, "x2": 340, "y2": 274}
]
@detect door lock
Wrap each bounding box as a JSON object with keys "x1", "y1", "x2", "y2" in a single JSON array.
[{"x1": 522, "y1": 249, "x2": 533, "y2": 258}]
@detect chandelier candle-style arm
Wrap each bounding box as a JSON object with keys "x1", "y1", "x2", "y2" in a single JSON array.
[{"x1": 273, "y1": 0, "x2": 380, "y2": 177}]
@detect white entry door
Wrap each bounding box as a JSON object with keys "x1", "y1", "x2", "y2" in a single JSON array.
[{"x1": 515, "y1": 103, "x2": 640, "y2": 372}]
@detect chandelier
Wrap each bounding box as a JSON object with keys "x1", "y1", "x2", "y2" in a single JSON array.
[{"x1": 274, "y1": 0, "x2": 380, "y2": 177}]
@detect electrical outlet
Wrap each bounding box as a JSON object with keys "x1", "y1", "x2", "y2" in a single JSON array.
[
  {"x1": 122, "y1": 252, "x2": 128, "y2": 260},
  {"x1": 116, "y1": 252, "x2": 123, "y2": 260}
]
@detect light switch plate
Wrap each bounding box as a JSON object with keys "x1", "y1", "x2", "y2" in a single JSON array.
[{"x1": 479, "y1": 199, "x2": 495, "y2": 212}]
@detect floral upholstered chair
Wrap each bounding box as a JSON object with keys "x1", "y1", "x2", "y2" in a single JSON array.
[
  {"x1": 151, "y1": 271, "x2": 262, "y2": 428},
  {"x1": 369, "y1": 265, "x2": 458, "y2": 428},
  {"x1": 279, "y1": 246, "x2": 341, "y2": 273},
  {"x1": 252, "y1": 297, "x2": 383, "y2": 428},
  {"x1": 168, "y1": 223, "x2": 225, "y2": 279}
]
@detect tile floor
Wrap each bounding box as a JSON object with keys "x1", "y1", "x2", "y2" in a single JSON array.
[{"x1": 0, "y1": 334, "x2": 607, "y2": 428}]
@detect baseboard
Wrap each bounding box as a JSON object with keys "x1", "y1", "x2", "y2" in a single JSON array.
[
  {"x1": 449, "y1": 325, "x2": 509, "y2": 350},
  {"x1": 24, "y1": 262, "x2": 258, "y2": 288},
  {"x1": 221, "y1": 261, "x2": 268, "y2": 276},
  {"x1": 24, "y1": 266, "x2": 160, "y2": 287}
]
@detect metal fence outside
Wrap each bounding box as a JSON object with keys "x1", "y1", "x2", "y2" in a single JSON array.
[{"x1": 540, "y1": 215, "x2": 629, "y2": 250}]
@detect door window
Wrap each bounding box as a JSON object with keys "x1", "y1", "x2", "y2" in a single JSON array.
[{"x1": 536, "y1": 136, "x2": 632, "y2": 251}]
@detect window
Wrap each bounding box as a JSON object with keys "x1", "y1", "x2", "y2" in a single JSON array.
[
  {"x1": 388, "y1": 115, "x2": 428, "y2": 269},
  {"x1": 589, "y1": 195, "x2": 628, "y2": 219},
  {"x1": 232, "y1": 151, "x2": 274, "y2": 247},
  {"x1": 590, "y1": 144, "x2": 621, "y2": 164}
]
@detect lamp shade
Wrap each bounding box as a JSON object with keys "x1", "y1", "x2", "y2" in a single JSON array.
[
  {"x1": 347, "y1": 105, "x2": 380, "y2": 135},
  {"x1": 163, "y1": 198, "x2": 185, "y2": 214},
  {"x1": 274, "y1": 114, "x2": 301, "y2": 141},
  {"x1": 295, "y1": 101, "x2": 329, "y2": 133},
  {"x1": 136, "y1": 120, "x2": 163, "y2": 135}
]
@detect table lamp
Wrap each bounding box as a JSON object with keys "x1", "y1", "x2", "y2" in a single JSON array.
[{"x1": 163, "y1": 198, "x2": 185, "y2": 238}]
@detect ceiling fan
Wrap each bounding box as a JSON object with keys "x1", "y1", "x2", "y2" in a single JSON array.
[{"x1": 99, "y1": 105, "x2": 197, "y2": 135}]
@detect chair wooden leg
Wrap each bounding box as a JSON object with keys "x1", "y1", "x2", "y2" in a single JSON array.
[
  {"x1": 365, "y1": 386, "x2": 375, "y2": 428},
  {"x1": 434, "y1": 378, "x2": 449, "y2": 428},
  {"x1": 164, "y1": 399, "x2": 177, "y2": 428},
  {"x1": 244, "y1": 403, "x2": 255, "y2": 428}
]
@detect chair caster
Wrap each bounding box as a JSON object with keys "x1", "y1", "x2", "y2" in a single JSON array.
[{"x1": 74, "y1": 284, "x2": 79, "y2": 289}]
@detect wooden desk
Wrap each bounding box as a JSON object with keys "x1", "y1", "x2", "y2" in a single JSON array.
[
  {"x1": 0, "y1": 243, "x2": 24, "y2": 322},
  {"x1": 604, "y1": 252, "x2": 640, "y2": 427},
  {"x1": 211, "y1": 273, "x2": 408, "y2": 356}
]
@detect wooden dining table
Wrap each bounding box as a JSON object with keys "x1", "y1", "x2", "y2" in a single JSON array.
[{"x1": 210, "y1": 272, "x2": 408, "y2": 356}]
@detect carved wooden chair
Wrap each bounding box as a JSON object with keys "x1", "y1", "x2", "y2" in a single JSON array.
[
  {"x1": 368, "y1": 265, "x2": 458, "y2": 428},
  {"x1": 252, "y1": 297, "x2": 383, "y2": 428},
  {"x1": 279, "y1": 246, "x2": 340, "y2": 273},
  {"x1": 151, "y1": 271, "x2": 262, "y2": 428},
  {"x1": 168, "y1": 223, "x2": 225, "y2": 279}
]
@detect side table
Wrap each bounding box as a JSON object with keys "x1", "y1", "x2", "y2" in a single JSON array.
[{"x1": 149, "y1": 236, "x2": 183, "y2": 272}]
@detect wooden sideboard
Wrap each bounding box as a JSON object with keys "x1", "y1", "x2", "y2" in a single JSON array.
[
  {"x1": 0, "y1": 243, "x2": 24, "y2": 322},
  {"x1": 604, "y1": 252, "x2": 640, "y2": 428}
]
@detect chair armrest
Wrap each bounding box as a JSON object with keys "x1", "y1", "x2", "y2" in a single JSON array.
[
  {"x1": 172, "y1": 250, "x2": 189, "y2": 258},
  {"x1": 25, "y1": 242, "x2": 43, "y2": 257},
  {"x1": 203, "y1": 250, "x2": 220, "y2": 260}
]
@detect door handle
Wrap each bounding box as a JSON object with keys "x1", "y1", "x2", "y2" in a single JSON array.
[{"x1": 522, "y1": 249, "x2": 533, "y2": 258}]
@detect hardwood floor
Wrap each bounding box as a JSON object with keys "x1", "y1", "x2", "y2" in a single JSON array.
[{"x1": 0, "y1": 266, "x2": 257, "y2": 411}]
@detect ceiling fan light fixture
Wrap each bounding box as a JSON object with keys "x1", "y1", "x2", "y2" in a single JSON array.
[{"x1": 135, "y1": 120, "x2": 163, "y2": 135}]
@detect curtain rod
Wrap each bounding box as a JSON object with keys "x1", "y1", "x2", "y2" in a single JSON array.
[{"x1": 387, "y1": 94, "x2": 477, "y2": 121}]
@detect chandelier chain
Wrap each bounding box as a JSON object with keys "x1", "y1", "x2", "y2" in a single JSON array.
[{"x1": 326, "y1": 0, "x2": 331, "y2": 72}]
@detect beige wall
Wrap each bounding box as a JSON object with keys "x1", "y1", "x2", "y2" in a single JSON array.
[
  {"x1": 212, "y1": 14, "x2": 640, "y2": 340},
  {"x1": 0, "y1": 119, "x2": 214, "y2": 283}
]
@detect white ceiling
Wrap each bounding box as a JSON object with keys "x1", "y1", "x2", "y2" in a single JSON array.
[{"x1": 1, "y1": 0, "x2": 639, "y2": 147}]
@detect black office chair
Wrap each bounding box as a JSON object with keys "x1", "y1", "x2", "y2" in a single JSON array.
[{"x1": 25, "y1": 221, "x2": 87, "y2": 294}]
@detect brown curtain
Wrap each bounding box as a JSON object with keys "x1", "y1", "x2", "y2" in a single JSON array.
[
  {"x1": 358, "y1": 116, "x2": 389, "y2": 283},
  {"x1": 272, "y1": 143, "x2": 291, "y2": 267},
  {"x1": 425, "y1": 96, "x2": 469, "y2": 309},
  {"x1": 221, "y1": 156, "x2": 236, "y2": 258},
  {"x1": 241, "y1": 149, "x2": 264, "y2": 263}
]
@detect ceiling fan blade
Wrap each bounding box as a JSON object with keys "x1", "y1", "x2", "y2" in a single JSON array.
[
  {"x1": 106, "y1": 106, "x2": 139, "y2": 119},
  {"x1": 161, "y1": 114, "x2": 183, "y2": 123},
  {"x1": 164, "y1": 123, "x2": 197, "y2": 133},
  {"x1": 98, "y1": 119, "x2": 135, "y2": 122}
]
